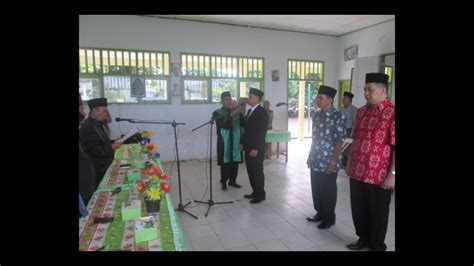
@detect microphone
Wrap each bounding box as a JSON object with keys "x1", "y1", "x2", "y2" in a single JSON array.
[
  {"x1": 276, "y1": 102, "x2": 287, "y2": 107},
  {"x1": 115, "y1": 117, "x2": 133, "y2": 122}
]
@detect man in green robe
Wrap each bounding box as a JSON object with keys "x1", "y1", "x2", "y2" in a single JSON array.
[{"x1": 213, "y1": 91, "x2": 245, "y2": 191}]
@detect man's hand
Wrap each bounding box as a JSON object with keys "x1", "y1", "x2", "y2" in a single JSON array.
[
  {"x1": 240, "y1": 144, "x2": 243, "y2": 151},
  {"x1": 325, "y1": 162, "x2": 336, "y2": 174},
  {"x1": 381, "y1": 173, "x2": 395, "y2": 190},
  {"x1": 249, "y1": 149, "x2": 258, "y2": 157},
  {"x1": 112, "y1": 141, "x2": 123, "y2": 150}
]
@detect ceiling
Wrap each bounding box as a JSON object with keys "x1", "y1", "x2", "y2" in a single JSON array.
[{"x1": 146, "y1": 15, "x2": 395, "y2": 36}]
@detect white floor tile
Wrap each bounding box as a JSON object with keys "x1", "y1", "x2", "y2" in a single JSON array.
[
  {"x1": 217, "y1": 231, "x2": 251, "y2": 250},
  {"x1": 253, "y1": 238, "x2": 290, "y2": 251}
]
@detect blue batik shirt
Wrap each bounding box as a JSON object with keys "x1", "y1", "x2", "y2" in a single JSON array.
[{"x1": 307, "y1": 106, "x2": 346, "y2": 173}]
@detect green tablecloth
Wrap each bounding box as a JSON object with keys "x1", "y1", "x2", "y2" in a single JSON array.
[
  {"x1": 79, "y1": 144, "x2": 187, "y2": 251},
  {"x1": 265, "y1": 130, "x2": 291, "y2": 143}
]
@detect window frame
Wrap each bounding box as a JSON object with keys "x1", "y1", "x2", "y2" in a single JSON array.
[
  {"x1": 180, "y1": 52, "x2": 265, "y2": 104},
  {"x1": 79, "y1": 47, "x2": 171, "y2": 105}
]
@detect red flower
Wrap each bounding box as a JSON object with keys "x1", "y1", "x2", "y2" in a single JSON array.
[
  {"x1": 146, "y1": 144, "x2": 154, "y2": 150},
  {"x1": 137, "y1": 181, "x2": 145, "y2": 193},
  {"x1": 145, "y1": 166, "x2": 160, "y2": 176},
  {"x1": 159, "y1": 174, "x2": 169, "y2": 181},
  {"x1": 160, "y1": 181, "x2": 170, "y2": 193}
]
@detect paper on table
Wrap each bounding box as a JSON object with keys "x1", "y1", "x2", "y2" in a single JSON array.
[{"x1": 116, "y1": 127, "x2": 140, "y2": 143}]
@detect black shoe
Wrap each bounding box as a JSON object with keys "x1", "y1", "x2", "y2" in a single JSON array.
[
  {"x1": 306, "y1": 214, "x2": 322, "y2": 222},
  {"x1": 317, "y1": 221, "x2": 334, "y2": 229},
  {"x1": 347, "y1": 240, "x2": 367, "y2": 250},
  {"x1": 244, "y1": 194, "x2": 255, "y2": 199},
  {"x1": 221, "y1": 183, "x2": 227, "y2": 191},
  {"x1": 228, "y1": 182, "x2": 242, "y2": 188},
  {"x1": 250, "y1": 198, "x2": 265, "y2": 204}
]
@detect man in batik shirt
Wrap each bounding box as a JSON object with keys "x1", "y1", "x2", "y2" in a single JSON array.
[
  {"x1": 306, "y1": 85, "x2": 346, "y2": 229},
  {"x1": 346, "y1": 73, "x2": 395, "y2": 252}
]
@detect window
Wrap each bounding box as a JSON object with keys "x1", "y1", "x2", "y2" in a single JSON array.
[
  {"x1": 79, "y1": 48, "x2": 171, "y2": 104},
  {"x1": 79, "y1": 78, "x2": 101, "y2": 101},
  {"x1": 184, "y1": 80, "x2": 208, "y2": 101},
  {"x1": 181, "y1": 53, "x2": 264, "y2": 103},
  {"x1": 144, "y1": 79, "x2": 167, "y2": 101},
  {"x1": 288, "y1": 59, "x2": 324, "y2": 109},
  {"x1": 212, "y1": 79, "x2": 238, "y2": 103},
  {"x1": 104, "y1": 76, "x2": 134, "y2": 103},
  {"x1": 239, "y1": 81, "x2": 261, "y2": 99}
]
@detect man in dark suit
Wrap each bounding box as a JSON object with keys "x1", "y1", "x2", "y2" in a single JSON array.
[
  {"x1": 243, "y1": 88, "x2": 269, "y2": 204},
  {"x1": 79, "y1": 93, "x2": 96, "y2": 207},
  {"x1": 80, "y1": 98, "x2": 123, "y2": 185}
]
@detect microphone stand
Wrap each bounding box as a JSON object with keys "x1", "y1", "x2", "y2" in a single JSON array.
[
  {"x1": 120, "y1": 118, "x2": 198, "y2": 219},
  {"x1": 192, "y1": 114, "x2": 233, "y2": 217}
]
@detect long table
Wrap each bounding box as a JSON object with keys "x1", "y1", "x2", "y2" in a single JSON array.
[{"x1": 79, "y1": 144, "x2": 187, "y2": 251}]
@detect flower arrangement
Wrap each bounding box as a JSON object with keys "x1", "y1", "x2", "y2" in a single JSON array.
[{"x1": 136, "y1": 166, "x2": 170, "y2": 202}]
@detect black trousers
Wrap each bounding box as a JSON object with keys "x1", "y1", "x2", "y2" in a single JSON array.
[
  {"x1": 350, "y1": 178, "x2": 392, "y2": 251},
  {"x1": 310, "y1": 170, "x2": 338, "y2": 224},
  {"x1": 220, "y1": 162, "x2": 239, "y2": 184},
  {"x1": 245, "y1": 149, "x2": 266, "y2": 199}
]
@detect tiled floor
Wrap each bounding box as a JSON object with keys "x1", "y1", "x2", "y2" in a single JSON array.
[{"x1": 162, "y1": 138, "x2": 395, "y2": 251}]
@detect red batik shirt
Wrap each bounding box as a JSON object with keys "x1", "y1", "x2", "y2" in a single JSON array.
[{"x1": 349, "y1": 98, "x2": 395, "y2": 185}]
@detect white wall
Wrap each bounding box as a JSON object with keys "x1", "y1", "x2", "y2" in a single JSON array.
[
  {"x1": 80, "y1": 15, "x2": 339, "y2": 162},
  {"x1": 336, "y1": 19, "x2": 395, "y2": 108}
]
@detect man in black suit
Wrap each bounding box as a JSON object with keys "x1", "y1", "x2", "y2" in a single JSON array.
[
  {"x1": 80, "y1": 98, "x2": 123, "y2": 185},
  {"x1": 243, "y1": 88, "x2": 269, "y2": 204},
  {"x1": 79, "y1": 93, "x2": 96, "y2": 205}
]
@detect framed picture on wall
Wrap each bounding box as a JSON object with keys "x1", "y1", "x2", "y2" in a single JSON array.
[
  {"x1": 272, "y1": 70, "x2": 279, "y2": 81},
  {"x1": 344, "y1": 45, "x2": 358, "y2": 61}
]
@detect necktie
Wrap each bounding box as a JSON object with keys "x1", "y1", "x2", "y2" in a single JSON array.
[{"x1": 246, "y1": 108, "x2": 252, "y2": 120}]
